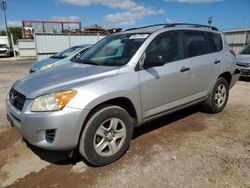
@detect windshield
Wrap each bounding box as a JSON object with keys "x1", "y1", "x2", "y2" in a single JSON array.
[
  {"x1": 0, "y1": 44, "x2": 7, "y2": 48},
  {"x1": 52, "y1": 46, "x2": 82, "y2": 59},
  {"x1": 77, "y1": 33, "x2": 149, "y2": 66},
  {"x1": 240, "y1": 45, "x2": 250, "y2": 55}
]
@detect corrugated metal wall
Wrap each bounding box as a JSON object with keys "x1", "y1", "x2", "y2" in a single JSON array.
[
  {"x1": 34, "y1": 33, "x2": 106, "y2": 60},
  {"x1": 18, "y1": 39, "x2": 36, "y2": 57},
  {"x1": 226, "y1": 33, "x2": 246, "y2": 44},
  {"x1": 224, "y1": 30, "x2": 250, "y2": 53}
]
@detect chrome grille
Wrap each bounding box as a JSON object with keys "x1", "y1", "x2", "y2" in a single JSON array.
[
  {"x1": 236, "y1": 62, "x2": 250, "y2": 67},
  {"x1": 9, "y1": 89, "x2": 26, "y2": 111}
]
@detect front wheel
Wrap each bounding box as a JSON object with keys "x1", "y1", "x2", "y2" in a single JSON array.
[
  {"x1": 202, "y1": 77, "x2": 229, "y2": 113},
  {"x1": 79, "y1": 106, "x2": 133, "y2": 166}
]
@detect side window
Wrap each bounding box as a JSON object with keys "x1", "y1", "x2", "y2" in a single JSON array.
[
  {"x1": 146, "y1": 31, "x2": 183, "y2": 63},
  {"x1": 184, "y1": 31, "x2": 209, "y2": 57},
  {"x1": 208, "y1": 32, "x2": 223, "y2": 52}
]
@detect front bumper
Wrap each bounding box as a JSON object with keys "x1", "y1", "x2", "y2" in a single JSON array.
[
  {"x1": 0, "y1": 51, "x2": 10, "y2": 57},
  {"x1": 236, "y1": 64, "x2": 250, "y2": 77},
  {"x1": 6, "y1": 97, "x2": 89, "y2": 150},
  {"x1": 239, "y1": 68, "x2": 250, "y2": 77}
]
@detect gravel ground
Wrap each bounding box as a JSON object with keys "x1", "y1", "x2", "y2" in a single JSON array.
[{"x1": 0, "y1": 59, "x2": 249, "y2": 188}]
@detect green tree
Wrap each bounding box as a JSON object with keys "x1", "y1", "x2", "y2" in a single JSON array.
[
  {"x1": 0, "y1": 30, "x2": 5, "y2": 36},
  {"x1": 9, "y1": 27, "x2": 22, "y2": 44},
  {"x1": 0, "y1": 27, "x2": 22, "y2": 44}
]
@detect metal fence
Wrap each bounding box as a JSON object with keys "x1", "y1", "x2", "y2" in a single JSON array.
[
  {"x1": 17, "y1": 39, "x2": 36, "y2": 57},
  {"x1": 17, "y1": 30, "x2": 250, "y2": 58},
  {"x1": 34, "y1": 33, "x2": 106, "y2": 60}
]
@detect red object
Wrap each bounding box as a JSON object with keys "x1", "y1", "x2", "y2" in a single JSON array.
[
  {"x1": 229, "y1": 49, "x2": 236, "y2": 57},
  {"x1": 22, "y1": 20, "x2": 82, "y2": 39},
  {"x1": 22, "y1": 20, "x2": 80, "y2": 24}
]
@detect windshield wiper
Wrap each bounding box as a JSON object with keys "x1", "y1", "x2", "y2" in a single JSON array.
[
  {"x1": 51, "y1": 55, "x2": 65, "y2": 59},
  {"x1": 75, "y1": 59, "x2": 100, "y2": 65}
]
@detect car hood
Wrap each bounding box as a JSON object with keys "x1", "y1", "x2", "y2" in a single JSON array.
[
  {"x1": 236, "y1": 54, "x2": 250, "y2": 64},
  {"x1": 13, "y1": 63, "x2": 120, "y2": 99},
  {"x1": 30, "y1": 57, "x2": 62, "y2": 71}
]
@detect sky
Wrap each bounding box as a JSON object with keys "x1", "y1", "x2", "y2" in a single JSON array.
[{"x1": 2, "y1": 0, "x2": 250, "y2": 31}]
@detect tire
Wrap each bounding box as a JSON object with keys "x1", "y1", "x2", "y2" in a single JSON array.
[
  {"x1": 202, "y1": 77, "x2": 229, "y2": 113},
  {"x1": 79, "y1": 105, "x2": 133, "y2": 166},
  {"x1": 9, "y1": 51, "x2": 14, "y2": 57}
]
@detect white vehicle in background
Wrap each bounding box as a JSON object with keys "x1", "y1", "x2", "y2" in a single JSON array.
[{"x1": 0, "y1": 36, "x2": 13, "y2": 57}]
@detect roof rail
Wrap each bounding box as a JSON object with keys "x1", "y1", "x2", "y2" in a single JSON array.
[
  {"x1": 125, "y1": 24, "x2": 168, "y2": 31},
  {"x1": 125, "y1": 23, "x2": 218, "y2": 31},
  {"x1": 164, "y1": 23, "x2": 218, "y2": 31}
]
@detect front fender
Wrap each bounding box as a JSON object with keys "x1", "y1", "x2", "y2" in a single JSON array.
[{"x1": 66, "y1": 72, "x2": 143, "y2": 125}]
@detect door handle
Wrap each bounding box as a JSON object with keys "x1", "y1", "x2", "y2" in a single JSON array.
[
  {"x1": 214, "y1": 60, "x2": 221, "y2": 64},
  {"x1": 180, "y1": 67, "x2": 190, "y2": 72}
]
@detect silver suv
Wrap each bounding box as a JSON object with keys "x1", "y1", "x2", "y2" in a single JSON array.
[{"x1": 6, "y1": 23, "x2": 240, "y2": 166}]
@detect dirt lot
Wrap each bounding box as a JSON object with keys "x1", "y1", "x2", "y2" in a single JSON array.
[{"x1": 0, "y1": 59, "x2": 249, "y2": 188}]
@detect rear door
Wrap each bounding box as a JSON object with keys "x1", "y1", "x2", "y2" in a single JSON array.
[{"x1": 183, "y1": 30, "x2": 222, "y2": 98}]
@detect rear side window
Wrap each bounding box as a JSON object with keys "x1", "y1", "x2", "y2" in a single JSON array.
[
  {"x1": 184, "y1": 31, "x2": 209, "y2": 57},
  {"x1": 208, "y1": 32, "x2": 223, "y2": 52}
]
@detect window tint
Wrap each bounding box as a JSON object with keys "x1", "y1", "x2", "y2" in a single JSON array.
[
  {"x1": 146, "y1": 31, "x2": 183, "y2": 63},
  {"x1": 93, "y1": 39, "x2": 124, "y2": 59},
  {"x1": 78, "y1": 33, "x2": 148, "y2": 66},
  {"x1": 184, "y1": 31, "x2": 209, "y2": 57},
  {"x1": 208, "y1": 32, "x2": 223, "y2": 52}
]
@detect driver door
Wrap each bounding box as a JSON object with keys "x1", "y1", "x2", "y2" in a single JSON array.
[{"x1": 139, "y1": 31, "x2": 191, "y2": 119}]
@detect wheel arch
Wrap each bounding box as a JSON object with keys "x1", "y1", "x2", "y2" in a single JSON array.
[
  {"x1": 218, "y1": 71, "x2": 232, "y2": 85},
  {"x1": 77, "y1": 97, "x2": 138, "y2": 146}
]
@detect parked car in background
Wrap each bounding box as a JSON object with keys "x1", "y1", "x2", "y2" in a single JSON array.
[
  {"x1": 236, "y1": 44, "x2": 250, "y2": 77},
  {"x1": 0, "y1": 36, "x2": 13, "y2": 57},
  {"x1": 29, "y1": 44, "x2": 91, "y2": 73},
  {"x1": 6, "y1": 23, "x2": 240, "y2": 166}
]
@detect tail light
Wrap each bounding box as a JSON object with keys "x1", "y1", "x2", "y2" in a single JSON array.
[{"x1": 230, "y1": 49, "x2": 236, "y2": 57}]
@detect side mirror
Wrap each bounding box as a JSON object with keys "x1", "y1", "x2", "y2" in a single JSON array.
[{"x1": 143, "y1": 55, "x2": 164, "y2": 69}]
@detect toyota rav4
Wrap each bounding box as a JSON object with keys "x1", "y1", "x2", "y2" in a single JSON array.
[{"x1": 6, "y1": 23, "x2": 240, "y2": 166}]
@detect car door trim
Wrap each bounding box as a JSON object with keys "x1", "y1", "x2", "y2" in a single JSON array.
[{"x1": 143, "y1": 96, "x2": 207, "y2": 123}]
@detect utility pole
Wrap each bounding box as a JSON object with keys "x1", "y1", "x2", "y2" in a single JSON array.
[
  {"x1": 1, "y1": 0, "x2": 8, "y2": 36},
  {"x1": 208, "y1": 16, "x2": 213, "y2": 26}
]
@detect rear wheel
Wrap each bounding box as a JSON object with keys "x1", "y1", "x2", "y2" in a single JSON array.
[
  {"x1": 203, "y1": 77, "x2": 229, "y2": 113},
  {"x1": 79, "y1": 105, "x2": 133, "y2": 166}
]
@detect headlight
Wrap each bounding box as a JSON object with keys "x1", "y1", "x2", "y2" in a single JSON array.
[
  {"x1": 31, "y1": 90, "x2": 77, "y2": 112},
  {"x1": 40, "y1": 64, "x2": 54, "y2": 70}
]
